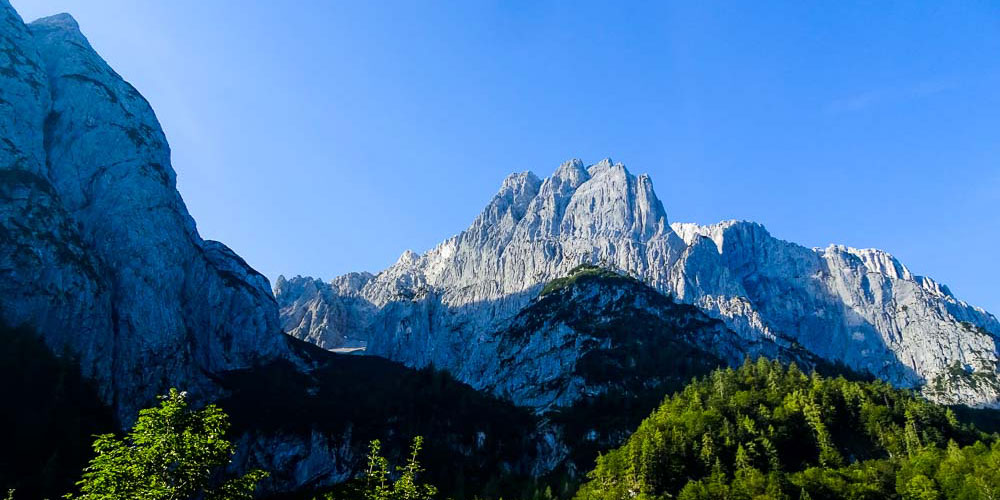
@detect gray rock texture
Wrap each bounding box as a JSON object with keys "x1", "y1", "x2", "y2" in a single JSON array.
[
  {"x1": 0, "y1": 5, "x2": 544, "y2": 492},
  {"x1": 280, "y1": 159, "x2": 1000, "y2": 407},
  {"x1": 0, "y1": 2, "x2": 291, "y2": 421},
  {"x1": 481, "y1": 266, "x2": 806, "y2": 411},
  {"x1": 275, "y1": 272, "x2": 374, "y2": 350}
]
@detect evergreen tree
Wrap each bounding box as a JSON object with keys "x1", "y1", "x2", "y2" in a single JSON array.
[{"x1": 574, "y1": 359, "x2": 998, "y2": 500}]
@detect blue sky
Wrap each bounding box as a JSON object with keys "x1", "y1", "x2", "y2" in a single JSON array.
[{"x1": 13, "y1": 1, "x2": 1000, "y2": 314}]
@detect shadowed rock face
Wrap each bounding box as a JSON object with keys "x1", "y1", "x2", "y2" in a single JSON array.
[
  {"x1": 4, "y1": 0, "x2": 997, "y2": 493},
  {"x1": 281, "y1": 159, "x2": 1000, "y2": 407},
  {"x1": 0, "y1": 5, "x2": 549, "y2": 495},
  {"x1": 0, "y1": 4, "x2": 291, "y2": 420},
  {"x1": 483, "y1": 265, "x2": 809, "y2": 411}
]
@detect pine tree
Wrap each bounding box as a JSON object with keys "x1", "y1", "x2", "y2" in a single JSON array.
[{"x1": 573, "y1": 359, "x2": 998, "y2": 500}]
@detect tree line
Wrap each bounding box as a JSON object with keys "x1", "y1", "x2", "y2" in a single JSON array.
[
  {"x1": 8, "y1": 357, "x2": 1000, "y2": 499},
  {"x1": 574, "y1": 357, "x2": 1000, "y2": 500}
]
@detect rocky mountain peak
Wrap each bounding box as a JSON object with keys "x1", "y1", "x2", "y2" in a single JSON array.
[
  {"x1": 274, "y1": 274, "x2": 289, "y2": 290},
  {"x1": 283, "y1": 160, "x2": 1000, "y2": 407},
  {"x1": 586, "y1": 157, "x2": 617, "y2": 176},
  {"x1": 498, "y1": 171, "x2": 543, "y2": 198},
  {"x1": 830, "y1": 245, "x2": 913, "y2": 280},
  {"x1": 30, "y1": 12, "x2": 80, "y2": 31},
  {"x1": 468, "y1": 171, "x2": 541, "y2": 239},
  {"x1": 549, "y1": 158, "x2": 590, "y2": 185},
  {"x1": 561, "y1": 159, "x2": 670, "y2": 241},
  {"x1": 396, "y1": 249, "x2": 421, "y2": 266}
]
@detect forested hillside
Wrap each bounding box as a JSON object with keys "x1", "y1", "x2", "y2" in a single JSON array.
[
  {"x1": 216, "y1": 341, "x2": 542, "y2": 499},
  {"x1": 575, "y1": 359, "x2": 1000, "y2": 500}
]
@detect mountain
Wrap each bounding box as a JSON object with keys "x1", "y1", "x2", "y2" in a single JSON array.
[
  {"x1": 0, "y1": 4, "x2": 290, "y2": 420},
  {"x1": 278, "y1": 159, "x2": 1000, "y2": 407},
  {"x1": 5, "y1": 0, "x2": 999, "y2": 495},
  {"x1": 481, "y1": 264, "x2": 801, "y2": 411},
  {"x1": 216, "y1": 341, "x2": 544, "y2": 498},
  {"x1": 479, "y1": 265, "x2": 849, "y2": 481},
  {"x1": 0, "y1": 4, "x2": 544, "y2": 497},
  {"x1": 276, "y1": 272, "x2": 375, "y2": 350}
]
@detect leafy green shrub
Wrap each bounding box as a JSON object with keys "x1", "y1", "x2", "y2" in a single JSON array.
[
  {"x1": 65, "y1": 388, "x2": 267, "y2": 500},
  {"x1": 363, "y1": 437, "x2": 437, "y2": 500},
  {"x1": 316, "y1": 437, "x2": 438, "y2": 500},
  {"x1": 217, "y1": 352, "x2": 538, "y2": 500}
]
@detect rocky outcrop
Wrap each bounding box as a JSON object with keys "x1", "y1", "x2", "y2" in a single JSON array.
[
  {"x1": 274, "y1": 273, "x2": 374, "y2": 350},
  {"x1": 278, "y1": 160, "x2": 693, "y2": 386},
  {"x1": 670, "y1": 220, "x2": 1000, "y2": 403},
  {"x1": 214, "y1": 352, "x2": 545, "y2": 494},
  {"x1": 0, "y1": 5, "x2": 293, "y2": 420},
  {"x1": 281, "y1": 160, "x2": 1000, "y2": 407},
  {"x1": 0, "y1": 4, "x2": 113, "y2": 407},
  {"x1": 0, "y1": 4, "x2": 548, "y2": 494},
  {"x1": 483, "y1": 265, "x2": 809, "y2": 411}
]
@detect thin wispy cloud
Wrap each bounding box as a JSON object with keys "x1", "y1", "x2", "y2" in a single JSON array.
[{"x1": 827, "y1": 80, "x2": 956, "y2": 114}]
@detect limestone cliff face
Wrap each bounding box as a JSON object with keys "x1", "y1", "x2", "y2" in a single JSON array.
[
  {"x1": 0, "y1": 5, "x2": 546, "y2": 492},
  {"x1": 280, "y1": 160, "x2": 1000, "y2": 407},
  {"x1": 0, "y1": 4, "x2": 291, "y2": 419},
  {"x1": 670, "y1": 221, "x2": 1000, "y2": 404},
  {"x1": 274, "y1": 272, "x2": 374, "y2": 350}
]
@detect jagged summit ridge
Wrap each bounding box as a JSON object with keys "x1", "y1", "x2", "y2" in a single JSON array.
[
  {"x1": 32, "y1": 12, "x2": 80, "y2": 30},
  {"x1": 430, "y1": 161, "x2": 675, "y2": 302},
  {"x1": 280, "y1": 159, "x2": 1000, "y2": 407}
]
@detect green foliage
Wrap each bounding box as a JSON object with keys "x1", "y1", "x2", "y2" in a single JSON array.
[
  {"x1": 364, "y1": 440, "x2": 392, "y2": 500},
  {"x1": 65, "y1": 388, "x2": 267, "y2": 500},
  {"x1": 394, "y1": 437, "x2": 438, "y2": 500},
  {"x1": 363, "y1": 437, "x2": 437, "y2": 500},
  {"x1": 217, "y1": 350, "x2": 538, "y2": 500},
  {"x1": 539, "y1": 265, "x2": 638, "y2": 296},
  {"x1": 317, "y1": 437, "x2": 437, "y2": 500},
  {"x1": 926, "y1": 361, "x2": 1000, "y2": 398},
  {"x1": 574, "y1": 358, "x2": 999, "y2": 500},
  {"x1": 512, "y1": 262, "x2": 731, "y2": 484}
]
